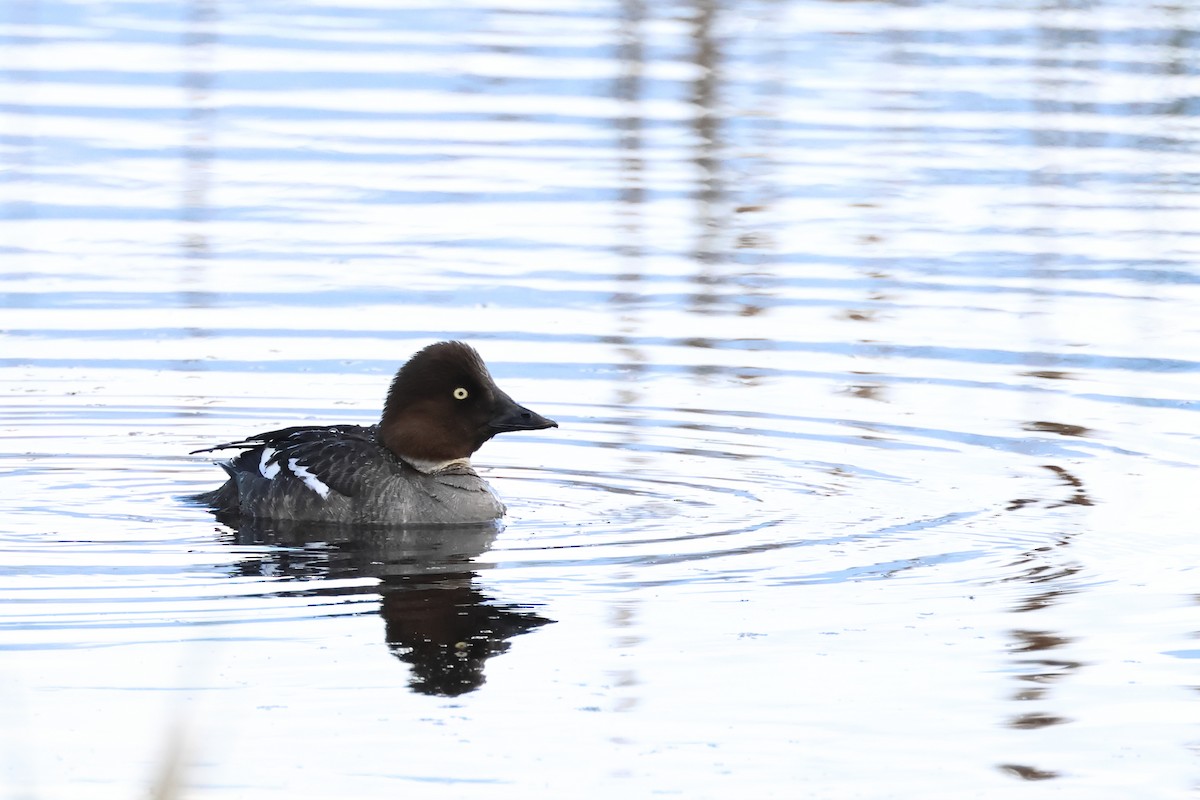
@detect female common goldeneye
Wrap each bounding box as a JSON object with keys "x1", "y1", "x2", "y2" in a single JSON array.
[{"x1": 191, "y1": 341, "x2": 557, "y2": 525}]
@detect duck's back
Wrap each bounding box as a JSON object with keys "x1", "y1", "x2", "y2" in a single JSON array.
[{"x1": 194, "y1": 424, "x2": 505, "y2": 525}]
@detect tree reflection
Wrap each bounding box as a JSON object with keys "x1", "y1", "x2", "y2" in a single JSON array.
[
  {"x1": 995, "y1": 464, "x2": 1093, "y2": 781},
  {"x1": 220, "y1": 516, "x2": 553, "y2": 697}
]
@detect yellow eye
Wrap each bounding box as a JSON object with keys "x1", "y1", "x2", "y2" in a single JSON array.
[{"x1": 453, "y1": 387, "x2": 469, "y2": 400}]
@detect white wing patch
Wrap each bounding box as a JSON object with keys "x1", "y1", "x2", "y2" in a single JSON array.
[
  {"x1": 287, "y1": 458, "x2": 331, "y2": 499},
  {"x1": 259, "y1": 448, "x2": 281, "y2": 479}
]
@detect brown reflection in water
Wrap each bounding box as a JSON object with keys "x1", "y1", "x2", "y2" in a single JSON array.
[
  {"x1": 603, "y1": 2, "x2": 649, "y2": 757},
  {"x1": 687, "y1": 0, "x2": 723, "y2": 318},
  {"x1": 998, "y1": 763, "x2": 1060, "y2": 781},
  {"x1": 1006, "y1": 464, "x2": 1094, "y2": 511},
  {"x1": 180, "y1": 0, "x2": 217, "y2": 321},
  {"x1": 996, "y1": 463, "x2": 1092, "y2": 780},
  {"x1": 223, "y1": 518, "x2": 553, "y2": 697},
  {"x1": 838, "y1": 21, "x2": 912, "y2": 405},
  {"x1": 682, "y1": 0, "x2": 775, "y2": 326},
  {"x1": 1019, "y1": 370, "x2": 1074, "y2": 381},
  {"x1": 1007, "y1": 464, "x2": 1093, "y2": 511},
  {"x1": 610, "y1": 0, "x2": 780, "y2": 392},
  {"x1": 604, "y1": 600, "x2": 643, "y2": 782},
  {"x1": 608, "y1": 0, "x2": 650, "y2": 467},
  {"x1": 1009, "y1": 587, "x2": 1072, "y2": 615},
  {"x1": 1022, "y1": 421, "x2": 1091, "y2": 438},
  {"x1": 607, "y1": 601, "x2": 643, "y2": 720},
  {"x1": 1007, "y1": 711, "x2": 1070, "y2": 730},
  {"x1": 1007, "y1": 628, "x2": 1082, "y2": 707},
  {"x1": 840, "y1": 228, "x2": 892, "y2": 404},
  {"x1": 1041, "y1": 464, "x2": 1093, "y2": 507},
  {"x1": 997, "y1": 617, "x2": 1082, "y2": 770},
  {"x1": 843, "y1": 371, "x2": 886, "y2": 402},
  {"x1": 181, "y1": 1, "x2": 216, "y2": 262},
  {"x1": 1010, "y1": 628, "x2": 1072, "y2": 652},
  {"x1": 1017, "y1": 7, "x2": 1106, "y2": 434}
]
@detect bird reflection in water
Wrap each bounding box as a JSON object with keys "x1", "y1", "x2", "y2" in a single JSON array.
[{"x1": 218, "y1": 515, "x2": 553, "y2": 696}]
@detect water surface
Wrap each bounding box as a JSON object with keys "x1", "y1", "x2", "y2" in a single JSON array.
[{"x1": 2, "y1": 1, "x2": 1199, "y2": 798}]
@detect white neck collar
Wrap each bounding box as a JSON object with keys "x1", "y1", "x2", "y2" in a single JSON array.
[{"x1": 402, "y1": 455, "x2": 471, "y2": 474}]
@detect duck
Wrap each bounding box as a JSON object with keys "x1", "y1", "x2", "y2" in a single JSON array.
[{"x1": 191, "y1": 341, "x2": 557, "y2": 525}]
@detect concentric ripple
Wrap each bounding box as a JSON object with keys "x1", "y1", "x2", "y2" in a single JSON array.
[{"x1": 0, "y1": 388, "x2": 1100, "y2": 649}]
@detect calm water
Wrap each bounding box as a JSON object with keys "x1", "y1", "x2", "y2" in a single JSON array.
[{"x1": 2, "y1": 0, "x2": 1199, "y2": 797}]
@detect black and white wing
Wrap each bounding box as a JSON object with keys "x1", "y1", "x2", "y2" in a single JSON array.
[{"x1": 194, "y1": 424, "x2": 388, "y2": 504}]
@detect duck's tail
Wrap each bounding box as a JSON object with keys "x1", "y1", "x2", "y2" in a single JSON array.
[{"x1": 191, "y1": 462, "x2": 240, "y2": 511}]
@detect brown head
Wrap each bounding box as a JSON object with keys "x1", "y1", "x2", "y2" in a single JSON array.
[{"x1": 378, "y1": 341, "x2": 557, "y2": 470}]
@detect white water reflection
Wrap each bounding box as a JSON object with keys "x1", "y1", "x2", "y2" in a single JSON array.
[{"x1": 2, "y1": 0, "x2": 1199, "y2": 798}]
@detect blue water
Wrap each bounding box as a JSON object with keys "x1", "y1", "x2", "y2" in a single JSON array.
[{"x1": 2, "y1": 1, "x2": 1198, "y2": 798}]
